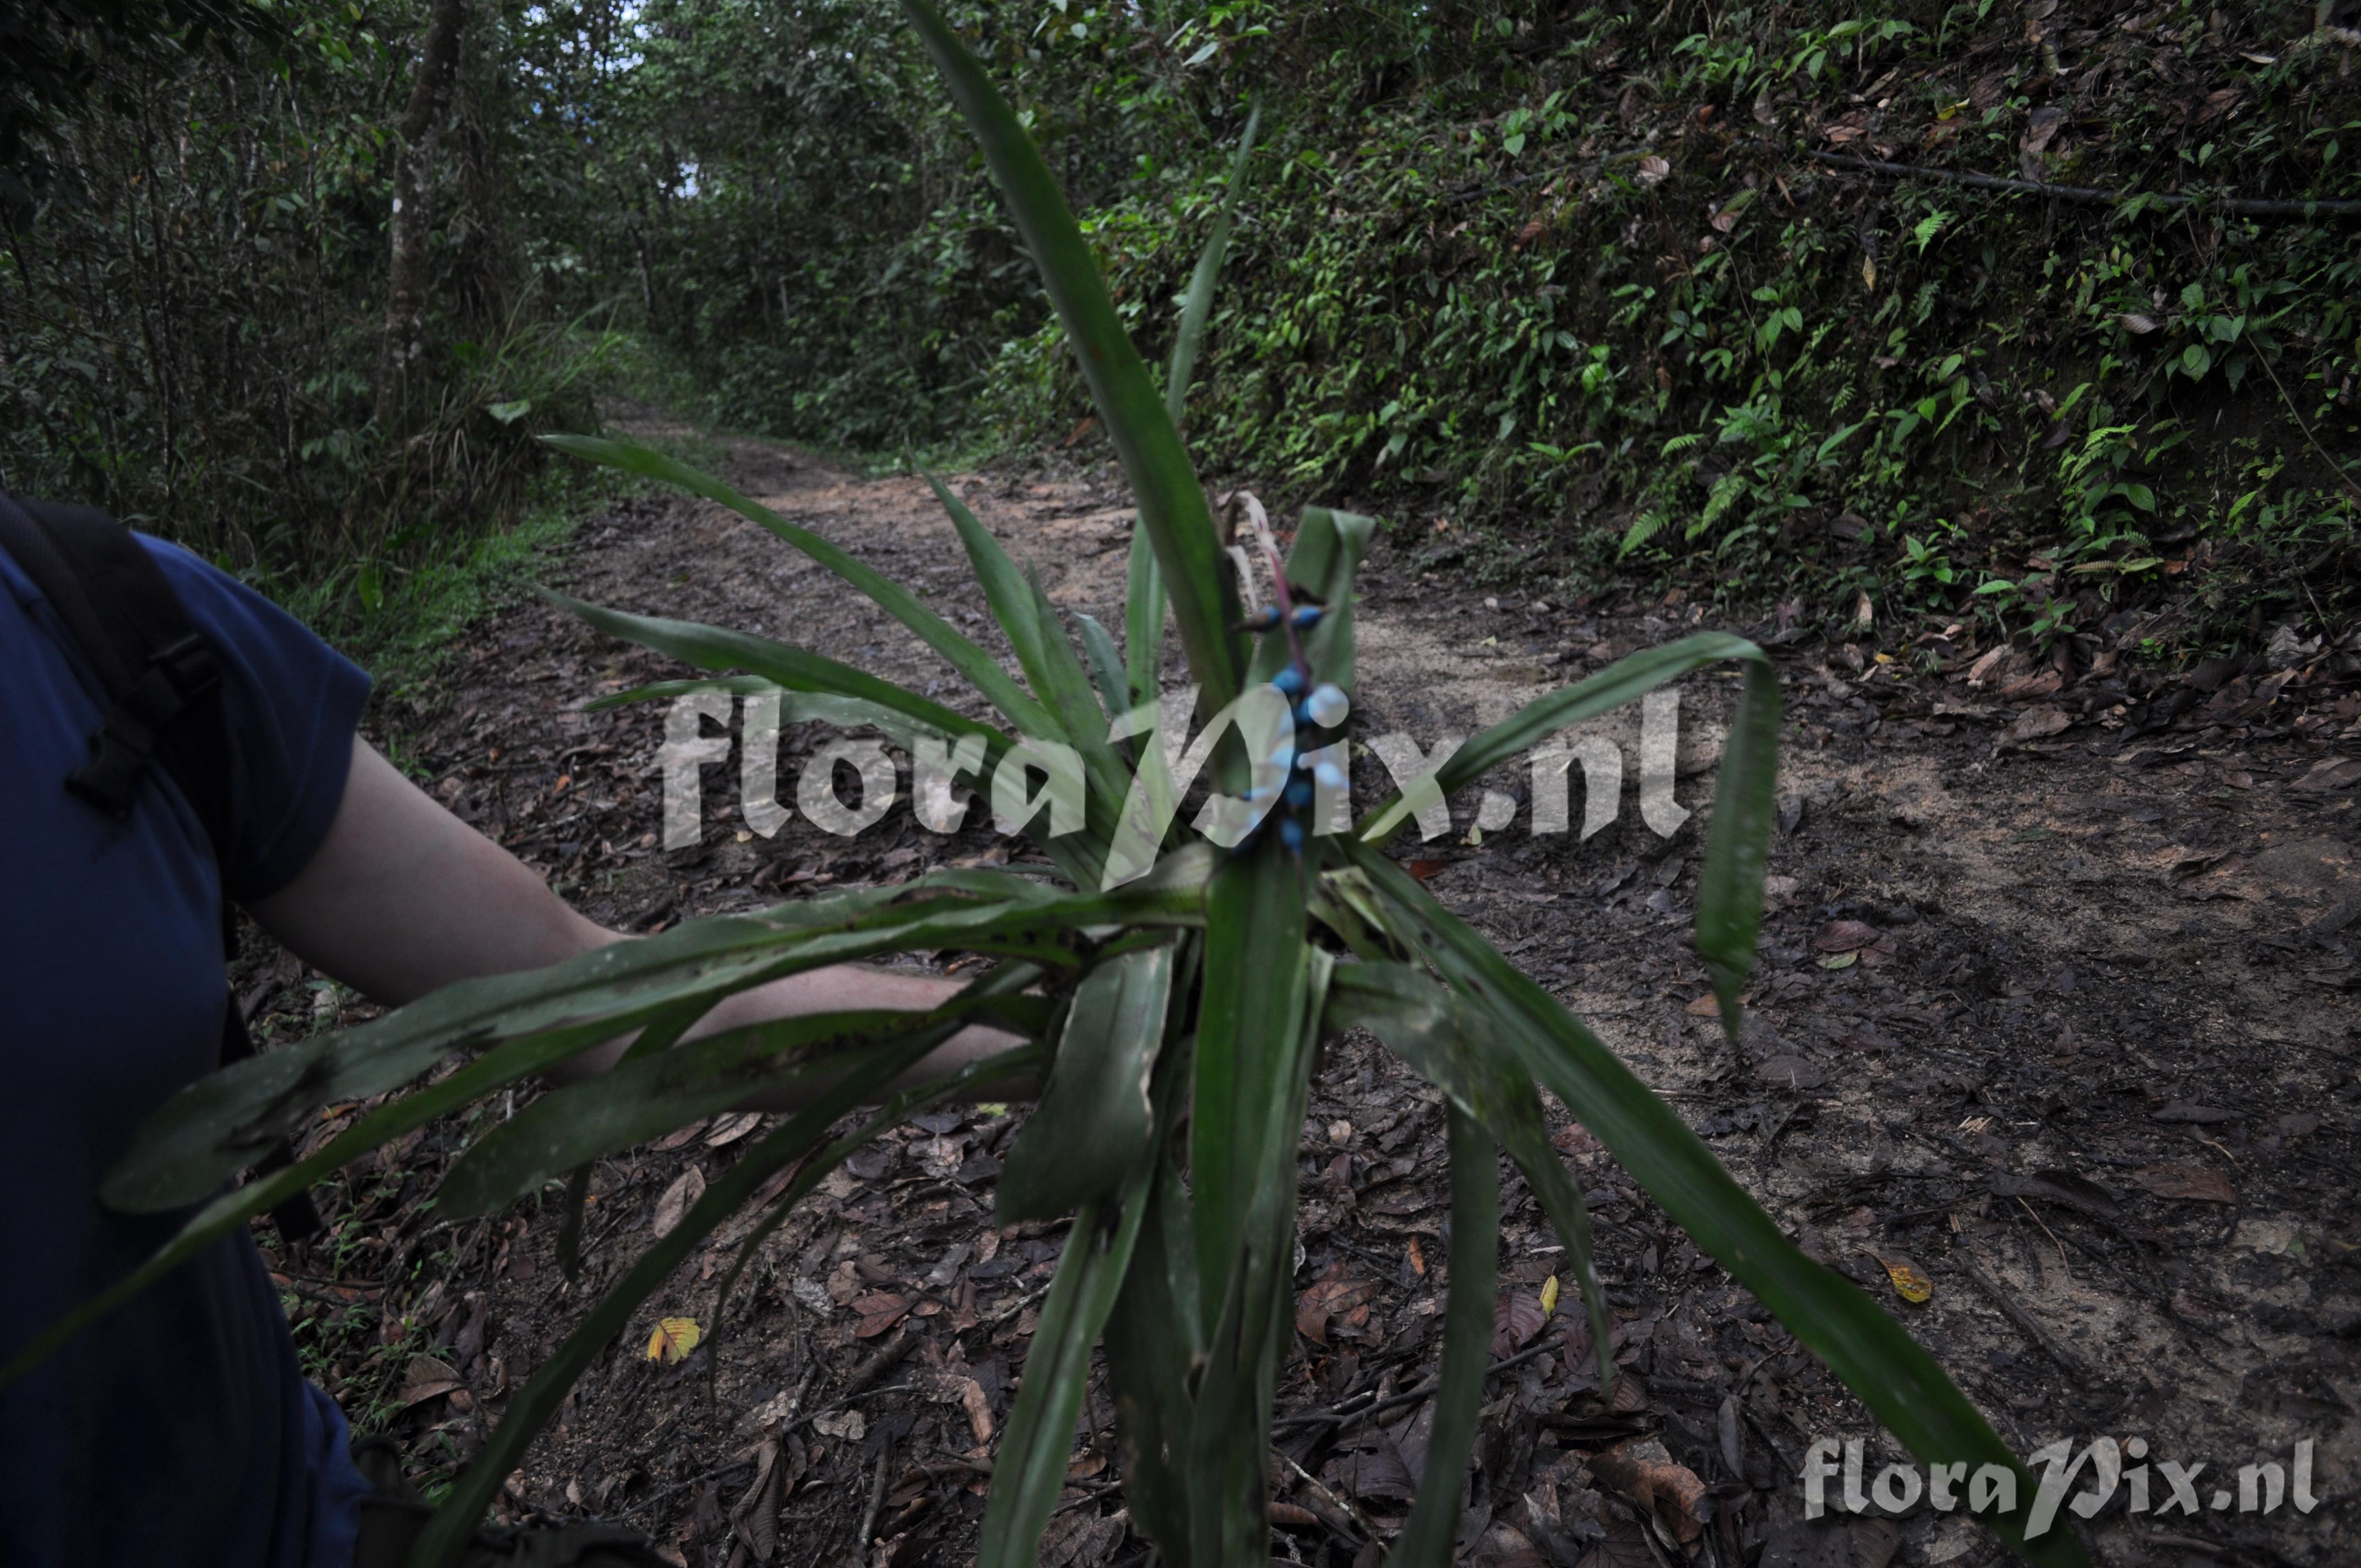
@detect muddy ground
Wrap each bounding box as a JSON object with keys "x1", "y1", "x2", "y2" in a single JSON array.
[{"x1": 249, "y1": 411, "x2": 2361, "y2": 1568}]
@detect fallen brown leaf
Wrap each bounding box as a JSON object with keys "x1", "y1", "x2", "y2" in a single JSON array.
[
  {"x1": 1296, "y1": 1265, "x2": 1376, "y2": 1346},
  {"x1": 2004, "y1": 706, "x2": 2071, "y2": 743},
  {"x1": 730, "y1": 1438, "x2": 787, "y2": 1562},
  {"x1": 1814, "y1": 919, "x2": 1882, "y2": 952},
  {"x1": 651, "y1": 1164, "x2": 707, "y2": 1238},
  {"x1": 650, "y1": 1119, "x2": 711, "y2": 1153},
  {"x1": 2152, "y1": 1103, "x2": 2238, "y2": 1125},
  {"x1": 2129, "y1": 1164, "x2": 2237, "y2": 1204},
  {"x1": 1754, "y1": 1054, "x2": 1831, "y2": 1091},
  {"x1": 705, "y1": 1110, "x2": 765, "y2": 1147},
  {"x1": 852, "y1": 1293, "x2": 912, "y2": 1338},
  {"x1": 1493, "y1": 1291, "x2": 1547, "y2": 1357},
  {"x1": 397, "y1": 1354, "x2": 463, "y2": 1410},
  {"x1": 1588, "y1": 1438, "x2": 1709, "y2": 1546},
  {"x1": 2292, "y1": 756, "x2": 2361, "y2": 794},
  {"x1": 1551, "y1": 1123, "x2": 1602, "y2": 1160}
]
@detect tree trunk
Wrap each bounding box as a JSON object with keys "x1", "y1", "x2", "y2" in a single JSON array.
[{"x1": 374, "y1": 0, "x2": 469, "y2": 434}]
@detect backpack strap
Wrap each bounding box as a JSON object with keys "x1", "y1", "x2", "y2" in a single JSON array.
[
  {"x1": 0, "y1": 494, "x2": 237, "y2": 853},
  {"x1": 0, "y1": 492, "x2": 322, "y2": 1243}
]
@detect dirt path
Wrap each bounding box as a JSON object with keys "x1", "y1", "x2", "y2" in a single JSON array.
[{"x1": 269, "y1": 412, "x2": 2360, "y2": 1568}]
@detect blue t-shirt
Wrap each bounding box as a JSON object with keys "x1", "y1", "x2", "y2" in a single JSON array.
[{"x1": 0, "y1": 531, "x2": 377, "y2": 1566}]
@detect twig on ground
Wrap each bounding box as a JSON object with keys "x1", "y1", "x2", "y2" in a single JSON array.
[
  {"x1": 852, "y1": 1441, "x2": 893, "y2": 1558},
  {"x1": 840, "y1": 1326, "x2": 920, "y2": 1398},
  {"x1": 1272, "y1": 1333, "x2": 1562, "y2": 1434},
  {"x1": 1276, "y1": 1447, "x2": 1379, "y2": 1544},
  {"x1": 979, "y1": 1281, "x2": 1052, "y2": 1327},
  {"x1": 1956, "y1": 1251, "x2": 2099, "y2": 1388}
]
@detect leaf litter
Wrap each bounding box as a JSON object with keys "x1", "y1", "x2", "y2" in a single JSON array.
[{"x1": 234, "y1": 417, "x2": 2361, "y2": 1566}]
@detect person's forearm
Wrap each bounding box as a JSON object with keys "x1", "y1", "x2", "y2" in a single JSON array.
[
  {"x1": 550, "y1": 962, "x2": 1033, "y2": 1103},
  {"x1": 251, "y1": 736, "x2": 1027, "y2": 1104}
]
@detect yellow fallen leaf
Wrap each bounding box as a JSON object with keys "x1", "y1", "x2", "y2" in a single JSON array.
[
  {"x1": 1879, "y1": 1258, "x2": 1932, "y2": 1304},
  {"x1": 648, "y1": 1315, "x2": 701, "y2": 1363},
  {"x1": 1539, "y1": 1275, "x2": 1561, "y2": 1316}
]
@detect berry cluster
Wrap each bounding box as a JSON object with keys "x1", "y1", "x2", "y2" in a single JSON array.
[{"x1": 1235, "y1": 589, "x2": 1348, "y2": 857}]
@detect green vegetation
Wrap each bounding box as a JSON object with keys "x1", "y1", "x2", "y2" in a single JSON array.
[
  {"x1": 6, "y1": 1, "x2": 2352, "y2": 655},
  {"x1": 14, "y1": 10, "x2": 2104, "y2": 1565},
  {"x1": 532, "y1": 0, "x2": 2360, "y2": 651},
  {"x1": 0, "y1": 0, "x2": 616, "y2": 617}
]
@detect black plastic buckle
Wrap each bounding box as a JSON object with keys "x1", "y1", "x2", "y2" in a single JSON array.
[{"x1": 63, "y1": 633, "x2": 221, "y2": 818}]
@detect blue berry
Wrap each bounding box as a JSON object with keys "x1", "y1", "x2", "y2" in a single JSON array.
[{"x1": 1271, "y1": 666, "x2": 1307, "y2": 697}]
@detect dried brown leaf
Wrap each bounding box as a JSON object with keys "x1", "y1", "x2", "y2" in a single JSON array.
[
  {"x1": 1588, "y1": 1438, "x2": 1709, "y2": 1546},
  {"x1": 1814, "y1": 920, "x2": 1882, "y2": 952},
  {"x1": 2129, "y1": 1164, "x2": 2237, "y2": 1204},
  {"x1": 1493, "y1": 1290, "x2": 1548, "y2": 1357},
  {"x1": 651, "y1": 1164, "x2": 707, "y2": 1238}
]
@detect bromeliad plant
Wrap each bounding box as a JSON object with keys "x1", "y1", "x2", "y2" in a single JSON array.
[{"x1": 14, "y1": 8, "x2": 2083, "y2": 1566}]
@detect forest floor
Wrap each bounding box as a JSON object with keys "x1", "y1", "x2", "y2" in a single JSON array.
[{"x1": 255, "y1": 407, "x2": 2361, "y2": 1568}]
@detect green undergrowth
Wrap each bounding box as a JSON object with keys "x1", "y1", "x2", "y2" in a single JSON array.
[
  {"x1": 271, "y1": 410, "x2": 731, "y2": 705},
  {"x1": 975, "y1": 0, "x2": 2361, "y2": 657},
  {"x1": 481, "y1": 0, "x2": 2359, "y2": 661}
]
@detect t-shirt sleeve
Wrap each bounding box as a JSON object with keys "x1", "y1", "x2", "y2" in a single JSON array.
[{"x1": 137, "y1": 536, "x2": 372, "y2": 902}]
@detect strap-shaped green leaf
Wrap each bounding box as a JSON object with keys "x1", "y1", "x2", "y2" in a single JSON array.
[
  {"x1": 43, "y1": 930, "x2": 1062, "y2": 1390},
  {"x1": 1356, "y1": 630, "x2": 1760, "y2": 836},
  {"x1": 975, "y1": 1169, "x2": 1154, "y2": 1568},
  {"x1": 1101, "y1": 1150, "x2": 1198, "y2": 1563},
  {"x1": 3, "y1": 1010, "x2": 628, "y2": 1395},
  {"x1": 1164, "y1": 100, "x2": 1261, "y2": 433},
  {"x1": 1324, "y1": 957, "x2": 1613, "y2": 1390},
  {"x1": 1027, "y1": 566, "x2": 1133, "y2": 806},
  {"x1": 921, "y1": 469, "x2": 1113, "y2": 769},
  {"x1": 1392, "y1": 1107, "x2": 1498, "y2": 1568},
  {"x1": 110, "y1": 874, "x2": 1208, "y2": 1214},
  {"x1": 548, "y1": 589, "x2": 1007, "y2": 760},
  {"x1": 550, "y1": 587, "x2": 1117, "y2": 890},
  {"x1": 900, "y1": 0, "x2": 1242, "y2": 711},
  {"x1": 1698, "y1": 659, "x2": 1782, "y2": 1034},
  {"x1": 1185, "y1": 940, "x2": 1328, "y2": 1568},
  {"x1": 415, "y1": 1039, "x2": 1043, "y2": 1566},
  {"x1": 1123, "y1": 522, "x2": 1166, "y2": 714},
  {"x1": 1356, "y1": 630, "x2": 1776, "y2": 1030},
  {"x1": 587, "y1": 678, "x2": 948, "y2": 755},
  {"x1": 997, "y1": 944, "x2": 1176, "y2": 1223},
  {"x1": 1340, "y1": 841, "x2": 2086, "y2": 1568},
  {"x1": 542, "y1": 433, "x2": 1063, "y2": 743},
  {"x1": 1073, "y1": 611, "x2": 1129, "y2": 723},
  {"x1": 1188, "y1": 849, "x2": 1312, "y2": 1324},
  {"x1": 554, "y1": 1163, "x2": 592, "y2": 1282},
  {"x1": 444, "y1": 990, "x2": 1043, "y2": 1218},
  {"x1": 110, "y1": 888, "x2": 945, "y2": 1210}
]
